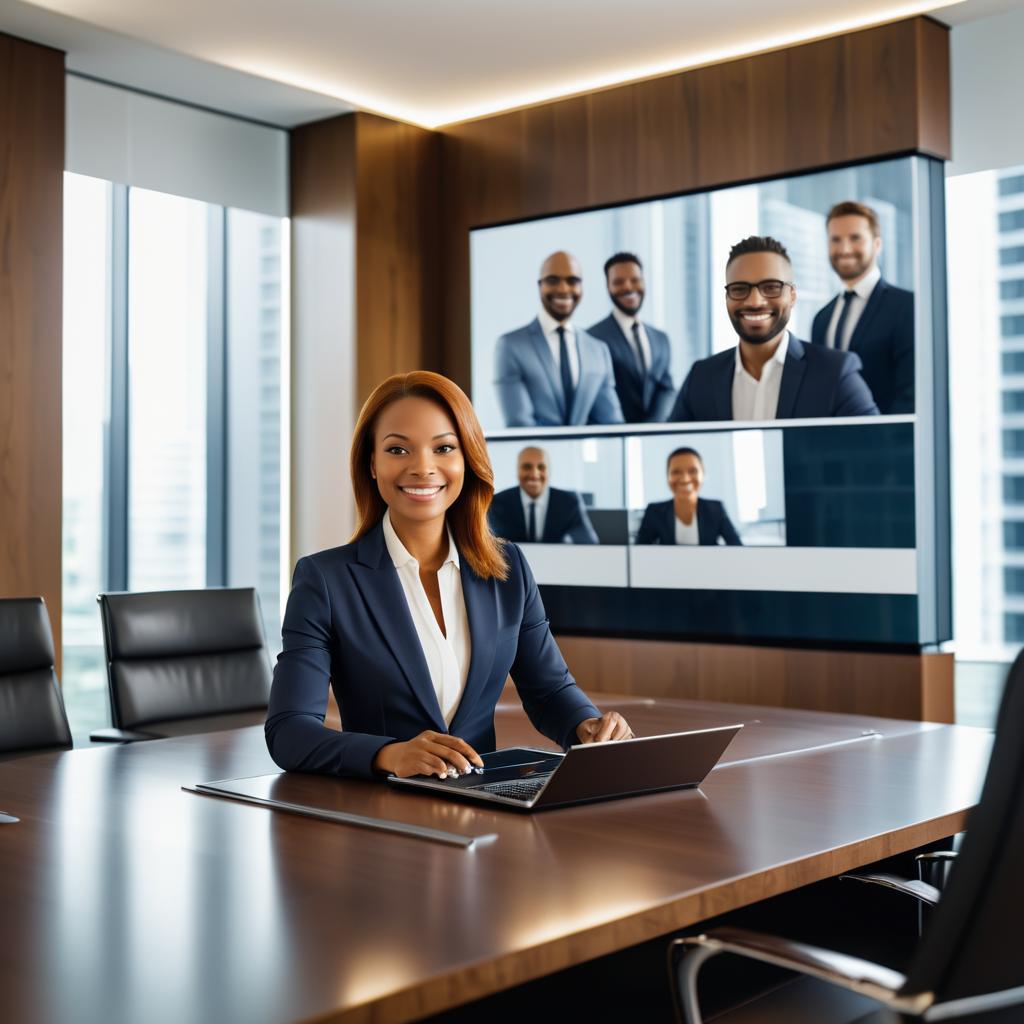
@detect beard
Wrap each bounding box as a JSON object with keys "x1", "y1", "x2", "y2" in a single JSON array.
[
  {"x1": 610, "y1": 291, "x2": 644, "y2": 316},
  {"x1": 831, "y1": 254, "x2": 870, "y2": 281},
  {"x1": 729, "y1": 309, "x2": 790, "y2": 345}
]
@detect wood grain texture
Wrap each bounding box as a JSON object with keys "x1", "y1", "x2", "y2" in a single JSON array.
[
  {"x1": 0, "y1": 34, "x2": 64, "y2": 669},
  {"x1": 555, "y1": 635, "x2": 955, "y2": 723},
  {"x1": 289, "y1": 114, "x2": 357, "y2": 555},
  {"x1": 437, "y1": 16, "x2": 951, "y2": 389},
  {"x1": 0, "y1": 705, "x2": 988, "y2": 1023},
  {"x1": 353, "y1": 113, "x2": 441, "y2": 405}
]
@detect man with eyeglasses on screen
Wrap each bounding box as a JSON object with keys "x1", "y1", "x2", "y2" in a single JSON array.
[
  {"x1": 494, "y1": 251, "x2": 624, "y2": 427},
  {"x1": 669, "y1": 236, "x2": 878, "y2": 422}
]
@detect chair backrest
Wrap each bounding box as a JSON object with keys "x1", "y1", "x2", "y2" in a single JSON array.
[
  {"x1": 98, "y1": 588, "x2": 273, "y2": 730},
  {"x1": 901, "y1": 648, "x2": 1024, "y2": 1006},
  {"x1": 0, "y1": 598, "x2": 73, "y2": 757}
]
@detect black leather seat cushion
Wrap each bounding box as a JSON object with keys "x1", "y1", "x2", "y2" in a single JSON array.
[
  {"x1": 99, "y1": 589, "x2": 272, "y2": 731},
  {"x1": 0, "y1": 599, "x2": 72, "y2": 756}
]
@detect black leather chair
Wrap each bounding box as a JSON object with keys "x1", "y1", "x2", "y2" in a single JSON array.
[
  {"x1": 0, "y1": 598, "x2": 73, "y2": 760},
  {"x1": 91, "y1": 588, "x2": 273, "y2": 742},
  {"x1": 670, "y1": 649, "x2": 1024, "y2": 1023}
]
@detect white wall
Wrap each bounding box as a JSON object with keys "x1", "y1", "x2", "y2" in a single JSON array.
[
  {"x1": 66, "y1": 75, "x2": 288, "y2": 217},
  {"x1": 950, "y1": 7, "x2": 1024, "y2": 177}
]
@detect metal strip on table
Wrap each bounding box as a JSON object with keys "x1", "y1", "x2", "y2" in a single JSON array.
[{"x1": 184, "y1": 784, "x2": 497, "y2": 849}]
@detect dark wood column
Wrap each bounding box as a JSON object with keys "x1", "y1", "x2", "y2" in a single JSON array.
[{"x1": 0, "y1": 34, "x2": 65, "y2": 663}]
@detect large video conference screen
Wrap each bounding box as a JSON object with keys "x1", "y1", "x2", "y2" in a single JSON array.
[{"x1": 469, "y1": 155, "x2": 949, "y2": 647}]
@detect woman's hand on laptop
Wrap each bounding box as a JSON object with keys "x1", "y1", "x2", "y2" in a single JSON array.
[
  {"x1": 576, "y1": 711, "x2": 633, "y2": 744},
  {"x1": 373, "y1": 731, "x2": 484, "y2": 778}
]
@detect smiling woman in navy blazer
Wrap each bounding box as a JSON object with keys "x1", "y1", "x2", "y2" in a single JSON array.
[
  {"x1": 266, "y1": 371, "x2": 631, "y2": 780},
  {"x1": 635, "y1": 447, "x2": 742, "y2": 547}
]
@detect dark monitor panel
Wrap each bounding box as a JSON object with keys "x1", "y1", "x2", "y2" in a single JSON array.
[{"x1": 486, "y1": 418, "x2": 943, "y2": 648}]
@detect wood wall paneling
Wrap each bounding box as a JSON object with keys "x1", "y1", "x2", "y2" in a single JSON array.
[
  {"x1": 289, "y1": 114, "x2": 358, "y2": 556},
  {"x1": 0, "y1": 34, "x2": 64, "y2": 668},
  {"x1": 556, "y1": 635, "x2": 955, "y2": 723},
  {"x1": 353, "y1": 113, "x2": 441, "y2": 404}
]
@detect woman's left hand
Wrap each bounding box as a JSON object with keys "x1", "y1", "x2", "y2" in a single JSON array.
[{"x1": 576, "y1": 711, "x2": 633, "y2": 743}]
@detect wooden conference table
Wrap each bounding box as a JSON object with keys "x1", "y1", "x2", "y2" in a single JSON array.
[{"x1": 0, "y1": 695, "x2": 992, "y2": 1024}]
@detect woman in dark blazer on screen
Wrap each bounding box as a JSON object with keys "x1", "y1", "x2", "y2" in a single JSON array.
[
  {"x1": 266, "y1": 371, "x2": 631, "y2": 780},
  {"x1": 635, "y1": 447, "x2": 742, "y2": 547}
]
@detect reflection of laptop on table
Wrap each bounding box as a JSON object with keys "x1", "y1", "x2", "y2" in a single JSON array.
[{"x1": 387, "y1": 725, "x2": 742, "y2": 811}]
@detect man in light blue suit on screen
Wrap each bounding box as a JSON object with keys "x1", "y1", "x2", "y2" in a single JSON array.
[{"x1": 494, "y1": 251, "x2": 624, "y2": 427}]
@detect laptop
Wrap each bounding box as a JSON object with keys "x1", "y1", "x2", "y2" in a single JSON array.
[{"x1": 387, "y1": 724, "x2": 742, "y2": 811}]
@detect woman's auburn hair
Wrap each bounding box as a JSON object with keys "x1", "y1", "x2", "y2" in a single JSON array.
[{"x1": 349, "y1": 371, "x2": 509, "y2": 581}]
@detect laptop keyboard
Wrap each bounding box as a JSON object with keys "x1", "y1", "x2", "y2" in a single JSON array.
[{"x1": 481, "y1": 777, "x2": 551, "y2": 801}]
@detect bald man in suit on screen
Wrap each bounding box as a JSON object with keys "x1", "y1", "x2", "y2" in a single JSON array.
[{"x1": 494, "y1": 252, "x2": 624, "y2": 427}]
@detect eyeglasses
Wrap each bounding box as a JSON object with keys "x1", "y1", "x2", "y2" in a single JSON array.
[
  {"x1": 724, "y1": 279, "x2": 793, "y2": 301},
  {"x1": 540, "y1": 275, "x2": 582, "y2": 287}
]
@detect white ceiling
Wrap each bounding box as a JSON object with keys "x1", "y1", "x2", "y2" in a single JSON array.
[{"x1": 1, "y1": 0, "x2": 1020, "y2": 129}]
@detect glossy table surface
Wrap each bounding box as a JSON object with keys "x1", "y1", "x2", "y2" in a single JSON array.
[{"x1": 0, "y1": 696, "x2": 992, "y2": 1024}]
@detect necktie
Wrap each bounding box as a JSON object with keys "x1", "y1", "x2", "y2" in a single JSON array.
[
  {"x1": 557, "y1": 326, "x2": 575, "y2": 421},
  {"x1": 833, "y1": 290, "x2": 857, "y2": 351},
  {"x1": 528, "y1": 501, "x2": 537, "y2": 542},
  {"x1": 631, "y1": 321, "x2": 647, "y2": 375}
]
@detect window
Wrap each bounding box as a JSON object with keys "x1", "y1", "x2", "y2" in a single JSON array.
[
  {"x1": 61, "y1": 173, "x2": 288, "y2": 737},
  {"x1": 1003, "y1": 315, "x2": 1024, "y2": 338},
  {"x1": 62, "y1": 174, "x2": 112, "y2": 737},
  {"x1": 1004, "y1": 613, "x2": 1024, "y2": 641},
  {"x1": 1004, "y1": 522, "x2": 1024, "y2": 550},
  {"x1": 1003, "y1": 429, "x2": 1024, "y2": 455},
  {"x1": 999, "y1": 174, "x2": 1024, "y2": 197},
  {"x1": 951, "y1": 161, "x2": 1024, "y2": 663},
  {"x1": 999, "y1": 209, "x2": 1024, "y2": 232},
  {"x1": 1004, "y1": 476, "x2": 1024, "y2": 502}
]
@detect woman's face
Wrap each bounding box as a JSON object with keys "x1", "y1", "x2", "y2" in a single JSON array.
[
  {"x1": 371, "y1": 396, "x2": 465, "y2": 528},
  {"x1": 668, "y1": 453, "x2": 703, "y2": 500}
]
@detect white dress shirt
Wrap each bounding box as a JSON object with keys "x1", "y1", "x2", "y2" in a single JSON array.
[
  {"x1": 519, "y1": 486, "x2": 549, "y2": 542},
  {"x1": 674, "y1": 513, "x2": 700, "y2": 546},
  {"x1": 611, "y1": 307, "x2": 652, "y2": 372},
  {"x1": 825, "y1": 264, "x2": 880, "y2": 350},
  {"x1": 537, "y1": 307, "x2": 580, "y2": 387},
  {"x1": 732, "y1": 331, "x2": 790, "y2": 421},
  {"x1": 382, "y1": 511, "x2": 471, "y2": 726}
]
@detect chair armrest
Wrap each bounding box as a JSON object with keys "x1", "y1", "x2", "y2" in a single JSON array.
[
  {"x1": 839, "y1": 871, "x2": 941, "y2": 906},
  {"x1": 670, "y1": 927, "x2": 932, "y2": 1024},
  {"x1": 89, "y1": 728, "x2": 160, "y2": 744}
]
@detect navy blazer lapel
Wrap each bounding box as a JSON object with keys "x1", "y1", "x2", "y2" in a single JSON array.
[
  {"x1": 611, "y1": 317, "x2": 644, "y2": 386},
  {"x1": 696, "y1": 500, "x2": 711, "y2": 545},
  {"x1": 448, "y1": 562, "x2": 499, "y2": 734},
  {"x1": 528, "y1": 319, "x2": 565, "y2": 418},
  {"x1": 848, "y1": 279, "x2": 886, "y2": 352},
  {"x1": 776, "y1": 335, "x2": 807, "y2": 419},
  {"x1": 714, "y1": 353, "x2": 734, "y2": 419},
  {"x1": 349, "y1": 525, "x2": 446, "y2": 730}
]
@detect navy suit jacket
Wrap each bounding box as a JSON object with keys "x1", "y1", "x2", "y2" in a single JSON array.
[
  {"x1": 586, "y1": 314, "x2": 675, "y2": 422},
  {"x1": 494, "y1": 318, "x2": 625, "y2": 427},
  {"x1": 488, "y1": 486, "x2": 599, "y2": 544},
  {"x1": 635, "y1": 498, "x2": 742, "y2": 546},
  {"x1": 265, "y1": 522, "x2": 600, "y2": 780},
  {"x1": 811, "y1": 278, "x2": 915, "y2": 414},
  {"x1": 669, "y1": 335, "x2": 879, "y2": 422}
]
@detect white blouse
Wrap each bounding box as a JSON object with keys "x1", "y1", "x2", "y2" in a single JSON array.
[{"x1": 382, "y1": 512, "x2": 471, "y2": 725}]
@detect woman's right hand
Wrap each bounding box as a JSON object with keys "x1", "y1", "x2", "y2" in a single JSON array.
[{"x1": 372, "y1": 731, "x2": 484, "y2": 778}]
